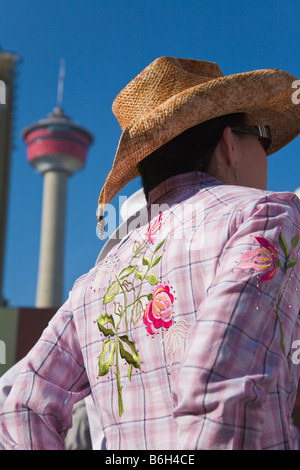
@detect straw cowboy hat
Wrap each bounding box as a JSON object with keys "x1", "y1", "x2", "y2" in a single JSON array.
[{"x1": 97, "y1": 56, "x2": 300, "y2": 221}]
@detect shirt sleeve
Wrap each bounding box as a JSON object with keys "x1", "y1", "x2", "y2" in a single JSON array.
[
  {"x1": 173, "y1": 192, "x2": 300, "y2": 450},
  {"x1": 0, "y1": 295, "x2": 90, "y2": 450}
]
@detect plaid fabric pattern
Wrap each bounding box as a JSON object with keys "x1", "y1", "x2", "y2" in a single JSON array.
[{"x1": 1, "y1": 171, "x2": 300, "y2": 450}]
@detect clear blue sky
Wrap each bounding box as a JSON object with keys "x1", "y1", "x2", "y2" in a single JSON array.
[{"x1": 0, "y1": 0, "x2": 299, "y2": 307}]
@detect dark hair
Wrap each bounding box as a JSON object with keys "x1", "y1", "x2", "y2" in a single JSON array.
[{"x1": 138, "y1": 113, "x2": 248, "y2": 200}]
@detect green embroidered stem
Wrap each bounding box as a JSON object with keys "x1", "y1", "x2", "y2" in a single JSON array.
[
  {"x1": 131, "y1": 239, "x2": 147, "y2": 262},
  {"x1": 126, "y1": 294, "x2": 152, "y2": 310},
  {"x1": 128, "y1": 264, "x2": 152, "y2": 321},
  {"x1": 127, "y1": 240, "x2": 165, "y2": 325},
  {"x1": 278, "y1": 233, "x2": 299, "y2": 275},
  {"x1": 274, "y1": 233, "x2": 299, "y2": 355},
  {"x1": 114, "y1": 339, "x2": 124, "y2": 416},
  {"x1": 115, "y1": 275, "x2": 129, "y2": 335},
  {"x1": 97, "y1": 230, "x2": 167, "y2": 417}
]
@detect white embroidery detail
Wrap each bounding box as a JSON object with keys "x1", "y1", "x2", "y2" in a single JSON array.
[
  {"x1": 91, "y1": 258, "x2": 118, "y2": 291},
  {"x1": 161, "y1": 320, "x2": 191, "y2": 369}
]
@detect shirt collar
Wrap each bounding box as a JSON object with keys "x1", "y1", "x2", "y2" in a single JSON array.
[{"x1": 147, "y1": 171, "x2": 224, "y2": 207}]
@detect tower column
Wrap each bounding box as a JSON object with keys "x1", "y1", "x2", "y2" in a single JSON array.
[
  {"x1": 22, "y1": 106, "x2": 93, "y2": 309},
  {"x1": 36, "y1": 170, "x2": 68, "y2": 308}
]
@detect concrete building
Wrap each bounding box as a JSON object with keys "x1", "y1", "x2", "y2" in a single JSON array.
[{"x1": 0, "y1": 50, "x2": 18, "y2": 306}]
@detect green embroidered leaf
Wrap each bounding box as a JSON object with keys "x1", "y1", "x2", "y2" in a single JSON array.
[
  {"x1": 98, "y1": 338, "x2": 116, "y2": 376},
  {"x1": 122, "y1": 279, "x2": 134, "y2": 292},
  {"x1": 142, "y1": 256, "x2": 151, "y2": 266},
  {"x1": 103, "y1": 281, "x2": 119, "y2": 305},
  {"x1": 287, "y1": 258, "x2": 298, "y2": 269},
  {"x1": 114, "y1": 302, "x2": 123, "y2": 317},
  {"x1": 131, "y1": 299, "x2": 143, "y2": 323},
  {"x1": 147, "y1": 293, "x2": 153, "y2": 300},
  {"x1": 96, "y1": 313, "x2": 116, "y2": 337},
  {"x1": 153, "y1": 239, "x2": 166, "y2": 254},
  {"x1": 132, "y1": 242, "x2": 140, "y2": 257},
  {"x1": 127, "y1": 363, "x2": 133, "y2": 381},
  {"x1": 135, "y1": 270, "x2": 144, "y2": 280},
  {"x1": 119, "y1": 335, "x2": 141, "y2": 369},
  {"x1": 275, "y1": 258, "x2": 282, "y2": 268},
  {"x1": 145, "y1": 273, "x2": 159, "y2": 285},
  {"x1": 151, "y1": 254, "x2": 163, "y2": 268},
  {"x1": 119, "y1": 265, "x2": 138, "y2": 280},
  {"x1": 279, "y1": 233, "x2": 289, "y2": 258},
  {"x1": 291, "y1": 235, "x2": 300, "y2": 250}
]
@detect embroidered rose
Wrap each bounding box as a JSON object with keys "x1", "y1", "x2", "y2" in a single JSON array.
[
  {"x1": 235, "y1": 232, "x2": 299, "y2": 355},
  {"x1": 143, "y1": 285, "x2": 174, "y2": 334},
  {"x1": 146, "y1": 212, "x2": 162, "y2": 244},
  {"x1": 237, "y1": 236, "x2": 277, "y2": 282}
]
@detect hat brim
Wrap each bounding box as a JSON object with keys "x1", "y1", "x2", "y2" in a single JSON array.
[{"x1": 98, "y1": 68, "x2": 300, "y2": 210}]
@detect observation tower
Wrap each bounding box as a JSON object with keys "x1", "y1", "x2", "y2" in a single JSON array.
[{"x1": 22, "y1": 61, "x2": 93, "y2": 307}]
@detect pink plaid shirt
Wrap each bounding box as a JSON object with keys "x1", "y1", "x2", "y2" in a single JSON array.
[{"x1": 1, "y1": 171, "x2": 300, "y2": 450}]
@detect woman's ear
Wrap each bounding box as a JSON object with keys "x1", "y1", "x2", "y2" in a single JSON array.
[
  {"x1": 216, "y1": 127, "x2": 235, "y2": 169},
  {"x1": 207, "y1": 127, "x2": 238, "y2": 185}
]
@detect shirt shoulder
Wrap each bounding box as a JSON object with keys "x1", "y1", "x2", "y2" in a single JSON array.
[
  {"x1": 205, "y1": 184, "x2": 300, "y2": 222},
  {"x1": 68, "y1": 265, "x2": 99, "y2": 305}
]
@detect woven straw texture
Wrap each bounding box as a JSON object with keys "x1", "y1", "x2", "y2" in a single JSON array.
[{"x1": 98, "y1": 56, "x2": 300, "y2": 213}]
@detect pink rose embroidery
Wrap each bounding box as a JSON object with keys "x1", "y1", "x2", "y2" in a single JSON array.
[
  {"x1": 237, "y1": 236, "x2": 277, "y2": 282},
  {"x1": 143, "y1": 285, "x2": 174, "y2": 334},
  {"x1": 146, "y1": 212, "x2": 162, "y2": 244}
]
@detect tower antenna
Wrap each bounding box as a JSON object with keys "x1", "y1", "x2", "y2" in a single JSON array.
[{"x1": 56, "y1": 57, "x2": 65, "y2": 110}]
